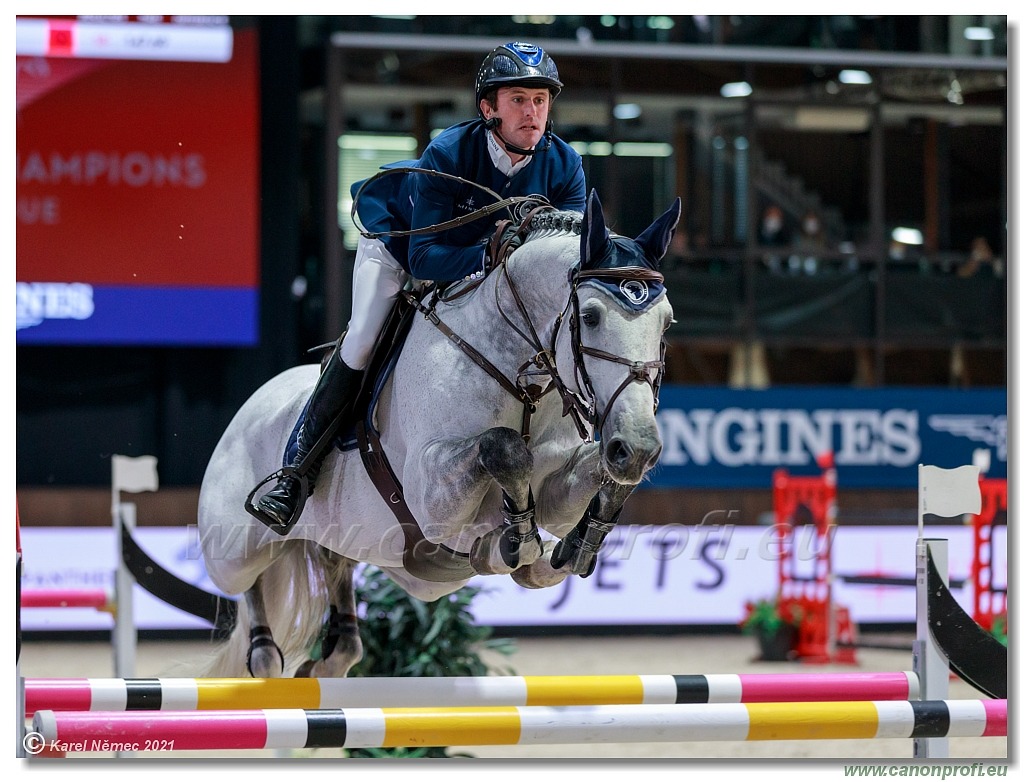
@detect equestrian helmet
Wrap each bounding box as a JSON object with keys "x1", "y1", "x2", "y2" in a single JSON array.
[{"x1": 475, "y1": 41, "x2": 563, "y2": 105}]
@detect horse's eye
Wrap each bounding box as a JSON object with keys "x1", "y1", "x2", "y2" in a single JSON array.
[{"x1": 580, "y1": 310, "x2": 599, "y2": 327}]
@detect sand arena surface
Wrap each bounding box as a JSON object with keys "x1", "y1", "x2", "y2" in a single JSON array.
[{"x1": 17, "y1": 632, "x2": 1008, "y2": 767}]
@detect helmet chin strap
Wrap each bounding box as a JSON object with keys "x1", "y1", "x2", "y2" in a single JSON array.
[{"x1": 484, "y1": 117, "x2": 553, "y2": 157}]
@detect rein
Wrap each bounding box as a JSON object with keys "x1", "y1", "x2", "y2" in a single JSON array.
[
  {"x1": 480, "y1": 217, "x2": 668, "y2": 444},
  {"x1": 410, "y1": 212, "x2": 667, "y2": 445},
  {"x1": 401, "y1": 287, "x2": 551, "y2": 442},
  {"x1": 350, "y1": 166, "x2": 552, "y2": 240}
]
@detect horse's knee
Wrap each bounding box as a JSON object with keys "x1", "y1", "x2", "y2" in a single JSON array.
[{"x1": 477, "y1": 427, "x2": 532, "y2": 487}]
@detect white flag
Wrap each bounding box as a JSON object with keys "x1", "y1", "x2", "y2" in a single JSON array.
[
  {"x1": 112, "y1": 454, "x2": 159, "y2": 494},
  {"x1": 919, "y1": 464, "x2": 981, "y2": 518}
]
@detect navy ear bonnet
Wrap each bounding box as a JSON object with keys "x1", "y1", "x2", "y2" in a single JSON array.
[
  {"x1": 576, "y1": 237, "x2": 666, "y2": 312},
  {"x1": 576, "y1": 189, "x2": 678, "y2": 312}
]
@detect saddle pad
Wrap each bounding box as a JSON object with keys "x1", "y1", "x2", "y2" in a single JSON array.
[{"x1": 281, "y1": 297, "x2": 417, "y2": 467}]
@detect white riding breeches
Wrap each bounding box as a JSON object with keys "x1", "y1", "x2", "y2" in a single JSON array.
[{"x1": 339, "y1": 236, "x2": 409, "y2": 371}]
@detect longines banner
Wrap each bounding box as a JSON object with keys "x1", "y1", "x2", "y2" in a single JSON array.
[{"x1": 649, "y1": 386, "x2": 1006, "y2": 488}]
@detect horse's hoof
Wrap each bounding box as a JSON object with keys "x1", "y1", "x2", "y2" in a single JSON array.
[
  {"x1": 246, "y1": 643, "x2": 285, "y2": 678},
  {"x1": 511, "y1": 541, "x2": 570, "y2": 589},
  {"x1": 469, "y1": 529, "x2": 514, "y2": 575},
  {"x1": 245, "y1": 624, "x2": 285, "y2": 677}
]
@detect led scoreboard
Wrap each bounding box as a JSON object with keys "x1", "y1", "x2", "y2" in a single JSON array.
[{"x1": 16, "y1": 16, "x2": 261, "y2": 346}]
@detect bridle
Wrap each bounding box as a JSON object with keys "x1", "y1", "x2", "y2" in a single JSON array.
[
  {"x1": 353, "y1": 168, "x2": 667, "y2": 445},
  {"x1": 430, "y1": 208, "x2": 667, "y2": 445},
  {"x1": 563, "y1": 266, "x2": 668, "y2": 439}
]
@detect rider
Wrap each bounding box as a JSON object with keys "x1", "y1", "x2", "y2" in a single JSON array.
[{"x1": 253, "y1": 41, "x2": 587, "y2": 532}]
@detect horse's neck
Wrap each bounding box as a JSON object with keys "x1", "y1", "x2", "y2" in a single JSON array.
[{"x1": 499, "y1": 239, "x2": 574, "y2": 346}]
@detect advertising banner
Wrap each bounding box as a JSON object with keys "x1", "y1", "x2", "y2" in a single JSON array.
[
  {"x1": 19, "y1": 524, "x2": 996, "y2": 632},
  {"x1": 651, "y1": 386, "x2": 1006, "y2": 488}
]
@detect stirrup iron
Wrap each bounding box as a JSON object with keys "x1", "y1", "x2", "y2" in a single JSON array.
[{"x1": 244, "y1": 466, "x2": 313, "y2": 536}]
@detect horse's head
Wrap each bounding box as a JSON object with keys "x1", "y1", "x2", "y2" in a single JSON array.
[
  {"x1": 499, "y1": 191, "x2": 677, "y2": 485},
  {"x1": 564, "y1": 190, "x2": 679, "y2": 484}
]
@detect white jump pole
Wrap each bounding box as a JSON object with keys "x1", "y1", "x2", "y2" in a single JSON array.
[
  {"x1": 110, "y1": 455, "x2": 159, "y2": 760},
  {"x1": 913, "y1": 463, "x2": 982, "y2": 760},
  {"x1": 110, "y1": 454, "x2": 159, "y2": 680},
  {"x1": 113, "y1": 502, "x2": 137, "y2": 680}
]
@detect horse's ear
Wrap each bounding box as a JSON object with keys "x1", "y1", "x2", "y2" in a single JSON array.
[
  {"x1": 580, "y1": 189, "x2": 609, "y2": 269},
  {"x1": 635, "y1": 197, "x2": 682, "y2": 265}
]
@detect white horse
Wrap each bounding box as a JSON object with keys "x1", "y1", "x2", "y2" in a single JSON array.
[{"x1": 197, "y1": 190, "x2": 679, "y2": 678}]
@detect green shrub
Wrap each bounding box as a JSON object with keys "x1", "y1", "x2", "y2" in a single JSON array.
[{"x1": 346, "y1": 565, "x2": 517, "y2": 757}]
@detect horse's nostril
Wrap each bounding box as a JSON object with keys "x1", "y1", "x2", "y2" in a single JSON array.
[{"x1": 607, "y1": 438, "x2": 632, "y2": 467}]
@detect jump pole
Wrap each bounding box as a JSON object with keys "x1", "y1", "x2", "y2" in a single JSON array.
[
  {"x1": 31, "y1": 699, "x2": 1007, "y2": 751},
  {"x1": 24, "y1": 671, "x2": 921, "y2": 715},
  {"x1": 913, "y1": 463, "x2": 983, "y2": 760},
  {"x1": 109, "y1": 454, "x2": 159, "y2": 680},
  {"x1": 21, "y1": 590, "x2": 115, "y2": 611}
]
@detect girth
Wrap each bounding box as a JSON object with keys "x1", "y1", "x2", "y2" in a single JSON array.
[
  {"x1": 355, "y1": 420, "x2": 477, "y2": 584},
  {"x1": 349, "y1": 291, "x2": 478, "y2": 583}
]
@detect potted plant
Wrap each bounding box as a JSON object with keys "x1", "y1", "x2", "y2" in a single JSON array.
[{"x1": 740, "y1": 596, "x2": 802, "y2": 661}]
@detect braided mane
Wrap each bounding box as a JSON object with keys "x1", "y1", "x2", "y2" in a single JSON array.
[{"x1": 520, "y1": 209, "x2": 583, "y2": 242}]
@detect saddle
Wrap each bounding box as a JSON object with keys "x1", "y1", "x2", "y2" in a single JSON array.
[{"x1": 280, "y1": 287, "x2": 418, "y2": 463}]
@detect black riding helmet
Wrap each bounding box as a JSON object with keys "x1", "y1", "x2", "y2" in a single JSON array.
[{"x1": 474, "y1": 41, "x2": 563, "y2": 108}]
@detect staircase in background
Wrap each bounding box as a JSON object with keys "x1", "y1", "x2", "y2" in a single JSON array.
[{"x1": 753, "y1": 149, "x2": 847, "y2": 242}]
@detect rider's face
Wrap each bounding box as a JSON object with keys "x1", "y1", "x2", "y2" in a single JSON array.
[{"x1": 480, "y1": 86, "x2": 551, "y2": 156}]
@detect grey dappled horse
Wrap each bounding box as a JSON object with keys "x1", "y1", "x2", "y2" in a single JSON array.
[{"x1": 197, "y1": 190, "x2": 679, "y2": 678}]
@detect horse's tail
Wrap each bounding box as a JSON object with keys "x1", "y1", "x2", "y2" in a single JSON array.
[{"x1": 193, "y1": 540, "x2": 336, "y2": 678}]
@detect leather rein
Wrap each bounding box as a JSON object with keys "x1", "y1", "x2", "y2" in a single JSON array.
[{"x1": 353, "y1": 168, "x2": 666, "y2": 444}]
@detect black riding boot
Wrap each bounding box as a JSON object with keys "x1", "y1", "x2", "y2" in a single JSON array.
[{"x1": 255, "y1": 352, "x2": 364, "y2": 530}]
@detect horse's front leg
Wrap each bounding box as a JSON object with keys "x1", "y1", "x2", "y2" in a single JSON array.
[
  {"x1": 415, "y1": 426, "x2": 542, "y2": 576},
  {"x1": 549, "y1": 480, "x2": 635, "y2": 577},
  {"x1": 513, "y1": 443, "x2": 632, "y2": 586}
]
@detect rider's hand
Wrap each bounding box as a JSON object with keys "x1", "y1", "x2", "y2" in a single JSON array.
[{"x1": 481, "y1": 240, "x2": 496, "y2": 275}]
